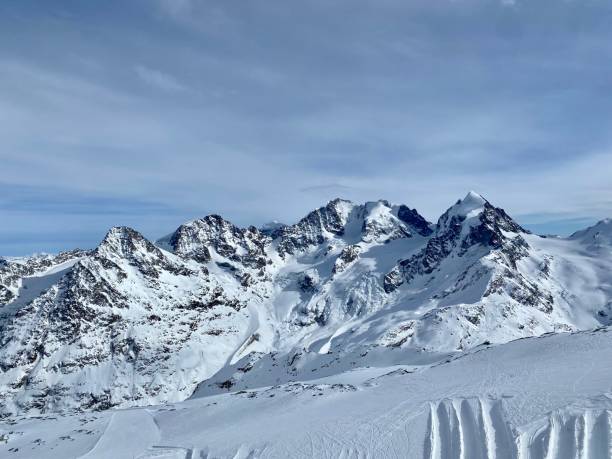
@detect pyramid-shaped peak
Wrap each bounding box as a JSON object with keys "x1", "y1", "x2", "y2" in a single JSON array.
[
  {"x1": 101, "y1": 226, "x2": 144, "y2": 244},
  {"x1": 570, "y1": 218, "x2": 612, "y2": 244},
  {"x1": 97, "y1": 226, "x2": 158, "y2": 258},
  {"x1": 448, "y1": 191, "x2": 489, "y2": 219},
  {"x1": 464, "y1": 190, "x2": 487, "y2": 205}
]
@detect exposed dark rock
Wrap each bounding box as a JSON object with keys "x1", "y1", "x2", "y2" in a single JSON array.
[
  {"x1": 160, "y1": 216, "x2": 270, "y2": 271},
  {"x1": 397, "y1": 205, "x2": 433, "y2": 236},
  {"x1": 333, "y1": 245, "x2": 361, "y2": 274},
  {"x1": 277, "y1": 199, "x2": 351, "y2": 256}
]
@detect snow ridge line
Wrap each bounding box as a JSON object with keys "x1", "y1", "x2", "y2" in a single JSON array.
[
  {"x1": 518, "y1": 408, "x2": 611, "y2": 459},
  {"x1": 426, "y1": 398, "x2": 515, "y2": 459}
]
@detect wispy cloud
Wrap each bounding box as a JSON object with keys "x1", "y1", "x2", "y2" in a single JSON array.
[
  {"x1": 1, "y1": 0, "x2": 612, "y2": 253},
  {"x1": 135, "y1": 65, "x2": 187, "y2": 92},
  {"x1": 0, "y1": 183, "x2": 181, "y2": 216},
  {"x1": 155, "y1": 0, "x2": 194, "y2": 18},
  {"x1": 299, "y1": 183, "x2": 356, "y2": 193}
]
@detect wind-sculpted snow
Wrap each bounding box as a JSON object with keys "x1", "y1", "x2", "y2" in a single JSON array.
[
  {"x1": 1, "y1": 192, "x2": 612, "y2": 421},
  {"x1": 2, "y1": 328, "x2": 612, "y2": 458},
  {"x1": 518, "y1": 408, "x2": 611, "y2": 459},
  {"x1": 426, "y1": 398, "x2": 516, "y2": 459}
]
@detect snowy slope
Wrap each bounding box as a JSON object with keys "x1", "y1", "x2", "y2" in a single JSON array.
[
  {"x1": 0, "y1": 250, "x2": 87, "y2": 304},
  {"x1": 2, "y1": 327, "x2": 611, "y2": 458},
  {"x1": 1, "y1": 193, "x2": 611, "y2": 422},
  {"x1": 0, "y1": 228, "x2": 251, "y2": 415}
]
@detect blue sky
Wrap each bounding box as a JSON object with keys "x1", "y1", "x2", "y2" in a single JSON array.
[{"x1": 1, "y1": 0, "x2": 612, "y2": 255}]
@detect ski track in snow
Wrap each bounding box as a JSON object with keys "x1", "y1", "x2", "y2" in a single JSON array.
[
  {"x1": 3, "y1": 201, "x2": 612, "y2": 458},
  {"x1": 79, "y1": 409, "x2": 160, "y2": 459},
  {"x1": 3, "y1": 329, "x2": 612, "y2": 458}
]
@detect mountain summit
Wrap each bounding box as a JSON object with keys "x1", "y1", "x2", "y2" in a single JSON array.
[{"x1": 0, "y1": 194, "x2": 611, "y2": 418}]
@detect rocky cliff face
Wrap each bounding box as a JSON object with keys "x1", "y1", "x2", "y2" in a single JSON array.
[
  {"x1": 159, "y1": 215, "x2": 271, "y2": 268},
  {"x1": 0, "y1": 250, "x2": 88, "y2": 304},
  {"x1": 1, "y1": 193, "x2": 611, "y2": 418},
  {"x1": 0, "y1": 227, "x2": 248, "y2": 417},
  {"x1": 275, "y1": 198, "x2": 355, "y2": 257},
  {"x1": 384, "y1": 192, "x2": 528, "y2": 292}
]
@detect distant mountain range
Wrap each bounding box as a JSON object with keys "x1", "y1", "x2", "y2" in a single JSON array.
[{"x1": 1, "y1": 192, "x2": 611, "y2": 418}]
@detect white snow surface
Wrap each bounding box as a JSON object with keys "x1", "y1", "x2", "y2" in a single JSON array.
[
  {"x1": 1, "y1": 194, "x2": 612, "y2": 458},
  {"x1": 2, "y1": 327, "x2": 611, "y2": 458},
  {"x1": 449, "y1": 190, "x2": 488, "y2": 219}
]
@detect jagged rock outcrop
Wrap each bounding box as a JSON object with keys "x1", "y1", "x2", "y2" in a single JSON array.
[
  {"x1": 0, "y1": 249, "x2": 88, "y2": 306},
  {"x1": 1, "y1": 193, "x2": 611, "y2": 418},
  {"x1": 397, "y1": 205, "x2": 433, "y2": 236},
  {"x1": 360, "y1": 201, "x2": 413, "y2": 243},
  {"x1": 158, "y1": 216, "x2": 270, "y2": 269},
  {"x1": 276, "y1": 198, "x2": 354, "y2": 256},
  {"x1": 333, "y1": 245, "x2": 361, "y2": 274},
  {"x1": 0, "y1": 227, "x2": 248, "y2": 418},
  {"x1": 384, "y1": 192, "x2": 529, "y2": 292}
]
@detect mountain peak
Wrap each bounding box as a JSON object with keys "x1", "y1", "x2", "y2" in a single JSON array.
[
  {"x1": 328, "y1": 197, "x2": 352, "y2": 205},
  {"x1": 326, "y1": 198, "x2": 355, "y2": 218},
  {"x1": 592, "y1": 217, "x2": 612, "y2": 227},
  {"x1": 158, "y1": 214, "x2": 270, "y2": 267},
  {"x1": 465, "y1": 190, "x2": 486, "y2": 203},
  {"x1": 453, "y1": 191, "x2": 488, "y2": 218},
  {"x1": 436, "y1": 192, "x2": 489, "y2": 232},
  {"x1": 396, "y1": 205, "x2": 433, "y2": 236},
  {"x1": 570, "y1": 218, "x2": 612, "y2": 245},
  {"x1": 97, "y1": 226, "x2": 159, "y2": 258},
  {"x1": 101, "y1": 226, "x2": 144, "y2": 245}
]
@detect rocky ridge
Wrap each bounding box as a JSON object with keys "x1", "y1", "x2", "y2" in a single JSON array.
[{"x1": 1, "y1": 192, "x2": 611, "y2": 418}]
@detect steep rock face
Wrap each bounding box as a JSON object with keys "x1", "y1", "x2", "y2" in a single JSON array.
[
  {"x1": 280, "y1": 199, "x2": 431, "y2": 327},
  {"x1": 158, "y1": 216, "x2": 270, "y2": 269},
  {"x1": 276, "y1": 199, "x2": 355, "y2": 256},
  {"x1": 1, "y1": 193, "x2": 611, "y2": 418},
  {"x1": 360, "y1": 200, "x2": 413, "y2": 243},
  {"x1": 377, "y1": 193, "x2": 583, "y2": 351},
  {"x1": 384, "y1": 192, "x2": 529, "y2": 292},
  {"x1": 0, "y1": 250, "x2": 88, "y2": 306},
  {"x1": 0, "y1": 227, "x2": 249, "y2": 418},
  {"x1": 0, "y1": 283, "x2": 14, "y2": 304},
  {"x1": 332, "y1": 245, "x2": 361, "y2": 274},
  {"x1": 397, "y1": 205, "x2": 433, "y2": 236}
]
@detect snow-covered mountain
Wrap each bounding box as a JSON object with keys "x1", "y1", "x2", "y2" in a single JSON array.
[
  {"x1": 1, "y1": 192, "x2": 611, "y2": 421},
  {"x1": 4, "y1": 326, "x2": 612, "y2": 458}
]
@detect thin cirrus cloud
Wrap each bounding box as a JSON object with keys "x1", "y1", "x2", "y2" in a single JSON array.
[
  {"x1": 0, "y1": 183, "x2": 176, "y2": 216},
  {"x1": 0, "y1": 0, "x2": 611, "y2": 255},
  {"x1": 134, "y1": 65, "x2": 187, "y2": 92}
]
